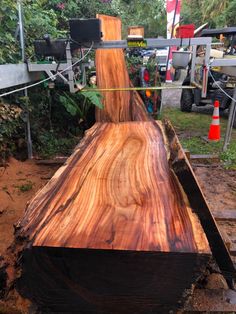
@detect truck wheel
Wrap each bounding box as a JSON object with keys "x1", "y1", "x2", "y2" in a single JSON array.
[
  {"x1": 214, "y1": 89, "x2": 233, "y2": 110},
  {"x1": 180, "y1": 89, "x2": 193, "y2": 112},
  {"x1": 214, "y1": 89, "x2": 224, "y2": 108}
]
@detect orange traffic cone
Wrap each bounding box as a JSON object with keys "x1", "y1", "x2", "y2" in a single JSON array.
[{"x1": 208, "y1": 100, "x2": 220, "y2": 141}]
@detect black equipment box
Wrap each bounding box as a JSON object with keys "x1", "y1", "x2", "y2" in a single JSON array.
[
  {"x1": 69, "y1": 18, "x2": 102, "y2": 43},
  {"x1": 34, "y1": 39, "x2": 67, "y2": 60}
]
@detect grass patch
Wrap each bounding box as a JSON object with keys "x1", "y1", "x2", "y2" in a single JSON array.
[
  {"x1": 162, "y1": 107, "x2": 236, "y2": 169},
  {"x1": 15, "y1": 181, "x2": 33, "y2": 192},
  {"x1": 180, "y1": 137, "x2": 222, "y2": 155},
  {"x1": 220, "y1": 141, "x2": 236, "y2": 170},
  {"x1": 162, "y1": 108, "x2": 211, "y2": 133},
  {"x1": 35, "y1": 132, "x2": 79, "y2": 159}
]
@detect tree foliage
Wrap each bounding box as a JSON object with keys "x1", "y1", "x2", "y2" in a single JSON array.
[
  {"x1": 0, "y1": 1, "x2": 20, "y2": 63},
  {"x1": 111, "y1": 0, "x2": 166, "y2": 37},
  {"x1": 1, "y1": 0, "x2": 236, "y2": 64},
  {"x1": 0, "y1": 0, "x2": 119, "y2": 64},
  {"x1": 0, "y1": 0, "x2": 166, "y2": 64},
  {"x1": 3, "y1": 0, "x2": 236, "y2": 160},
  {"x1": 181, "y1": 0, "x2": 236, "y2": 29}
]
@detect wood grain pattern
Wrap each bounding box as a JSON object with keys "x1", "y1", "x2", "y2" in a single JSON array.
[
  {"x1": 19, "y1": 121, "x2": 209, "y2": 254},
  {"x1": 95, "y1": 15, "x2": 148, "y2": 122}
]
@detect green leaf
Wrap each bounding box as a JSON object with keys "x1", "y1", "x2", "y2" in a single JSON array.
[
  {"x1": 81, "y1": 90, "x2": 103, "y2": 109},
  {"x1": 59, "y1": 95, "x2": 78, "y2": 116}
]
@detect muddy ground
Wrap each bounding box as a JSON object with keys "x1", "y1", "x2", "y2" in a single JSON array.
[
  {"x1": 0, "y1": 157, "x2": 236, "y2": 313},
  {"x1": 0, "y1": 158, "x2": 59, "y2": 313}
]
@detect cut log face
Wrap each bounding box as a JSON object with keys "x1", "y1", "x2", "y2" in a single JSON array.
[
  {"x1": 17, "y1": 247, "x2": 210, "y2": 314},
  {"x1": 95, "y1": 14, "x2": 148, "y2": 122},
  {"x1": 20, "y1": 121, "x2": 210, "y2": 254}
]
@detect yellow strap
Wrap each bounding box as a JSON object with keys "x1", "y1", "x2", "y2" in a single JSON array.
[{"x1": 79, "y1": 85, "x2": 195, "y2": 93}]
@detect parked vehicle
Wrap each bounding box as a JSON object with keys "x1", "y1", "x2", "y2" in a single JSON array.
[
  {"x1": 155, "y1": 47, "x2": 168, "y2": 81},
  {"x1": 127, "y1": 46, "x2": 168, "y2": 82},
  {"x1": 141, "y1": 47, "x2": 168, "y2": 82},
  {"x1": 180, "y1": 27, "x2": 236, "y2": 127}
]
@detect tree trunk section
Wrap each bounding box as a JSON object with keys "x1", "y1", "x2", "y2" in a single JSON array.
[
  {"x1": 7, "y1": 14, "x2": 234, "y2": 314},
  {"x1": 16, "y1": 121, "x2": 211, "y2": 313}
]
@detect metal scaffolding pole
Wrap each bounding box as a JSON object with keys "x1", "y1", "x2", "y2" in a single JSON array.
[
  {"x1": 223, "y1": 87, "x2": 236, "y2": 151},
  {"x1": 17, "y1": 0, "x2": 33, "y2": 159}
]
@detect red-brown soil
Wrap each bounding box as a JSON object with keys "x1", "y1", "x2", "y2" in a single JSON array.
[
  {"x1": 0, "y1": 158, "x2": 58, "y2": 254},
  {"x1": 0, "y1": 158, "x2": 59, "y2": 313}
]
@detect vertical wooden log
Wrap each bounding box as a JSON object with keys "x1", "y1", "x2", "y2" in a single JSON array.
[{"x1": 95, "y1": 15, "x2": 148, "y2": 122}]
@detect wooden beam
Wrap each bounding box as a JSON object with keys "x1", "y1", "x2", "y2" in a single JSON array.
[
  {"x1": 230, "y1": 245, "x2": 236, "y2": 257},
  {"x1": 190, "y1": 154, "x2": 220, "y2": 163},
  {"x1": 128, "y1": 26, "x2": 145, "y2": 37}
]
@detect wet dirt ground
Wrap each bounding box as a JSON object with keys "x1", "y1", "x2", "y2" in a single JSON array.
[
  {"x1": 0, "y1": 158, "x2": 59, "y2": 314},
  {"x1": 194, "y1": 165, "x2": 236, "y2": 214},
  {"x1": 0, "y1": 157, "x2": 235, "y2": 313},
  {"x1": 0, "y1": 158, "x2": 58, "y2": 255}
]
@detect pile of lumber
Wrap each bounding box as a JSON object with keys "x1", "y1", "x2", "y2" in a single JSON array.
[{"x1": 13, "y1": 15, "x2": 235, "y2": 313}]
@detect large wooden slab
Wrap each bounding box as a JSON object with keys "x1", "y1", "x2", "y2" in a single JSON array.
[
  {"x1": 16, "y1": 121, "x2": 212, "y2": 313},
  {"x1": 13, "y1": 15, "x2": 219, "y2": 313},
  {"x1": 20, "y1": 121, "x2": 209, "y2": 254}
]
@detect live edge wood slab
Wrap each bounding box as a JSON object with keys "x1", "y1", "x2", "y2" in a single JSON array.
[
  {"x1": 14, "y1": 14, "x2": 235, "y2": 314},
  {"x1": 19, "y1": 122, "x2": 210, "y2": 253},
  {"x1": 16, "y1": 121, "x2": 211, "y2": 313}
]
